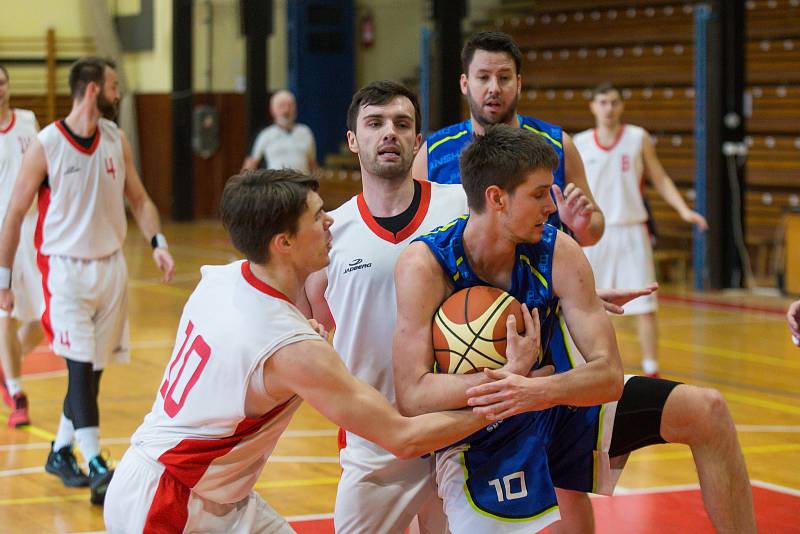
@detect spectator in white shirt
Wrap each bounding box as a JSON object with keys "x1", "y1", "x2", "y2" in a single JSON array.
[{"x1": 242, "y1": 90, "x2": 317, "y2": 174}]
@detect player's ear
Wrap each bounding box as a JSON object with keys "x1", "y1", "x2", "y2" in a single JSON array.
[
  {"x1": 412, "y1": 132, "x2": 422, "y2": 155},
  {"x1": 459, "y1": 73, "x2": 468, "y2": 96},
  {"x1": 485, "y1": 185, "x2": 505, "y2": 212},
  {"x1": 271, "y1": 232, "x2": 292, "y2": 255},
  {"x1": 346, "y1": 130, "x2": 359, "y2": 154}
]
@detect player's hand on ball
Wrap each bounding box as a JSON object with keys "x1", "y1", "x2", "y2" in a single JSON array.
[
  {"x1": 552, "y1": 183, "x2": 594, "y2": 236},
  {"x1": 465, "y1": 365, "x2": 556, "y2": 420},
  {"x1": 0, "y1": 288, "x2": 14, "y2": 313},
  {"x1": 597, "y1": 283, "x2": 658, "y2": 314},
  {"x1": 152, "y1": 248, "x2": 176, "y2": 283},
  {"x1": 501, "y1": 304, "x2": 539, "y2": 375}
]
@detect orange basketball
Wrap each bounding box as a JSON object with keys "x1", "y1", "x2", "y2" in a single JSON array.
[{"x1": 432, "y1": 286, "x2": 524, "y2": 374}]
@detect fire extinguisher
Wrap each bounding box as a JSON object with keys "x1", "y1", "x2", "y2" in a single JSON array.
[{"x1": 360, "y1": 11, "x2": 375, "y2": 48}]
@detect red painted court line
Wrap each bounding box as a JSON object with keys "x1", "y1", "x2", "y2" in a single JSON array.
[
  {"x1": 20, "y1": 346, "x2": 63, "y2": 375},
  {"x1": 287, "y1": 485, "x2": 800, "y2": 533},
  {"x1": 659, "y1": 293, "x2": 787, "y2": 316}
]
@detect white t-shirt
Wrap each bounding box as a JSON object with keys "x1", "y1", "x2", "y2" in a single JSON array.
[
  {"x1": 250, "y1": 123, "x2": 316, "y2": 173},
  {"x1": 0, "y1": 109, "x2": 38, "y2": 217},
  {"x1": 573, "y1": 124, "x2": 648, "y2": 225},
  {"x1": 37, "y1": 118, "x2": 127, "y2": 259},
  {"x1": 132, "y1": 260, "x2": 320, "y2": 504},
  {"x1": 325, "y1": 180, "x2": 469, "y2": 454}
]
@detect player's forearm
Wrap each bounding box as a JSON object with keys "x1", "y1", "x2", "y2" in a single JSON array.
[
  {"x1": 542, "y1": 355, "x2": 623, "y2": 406},
  {"x1": 655, "y1": 175, "x2": 692, "y2": 217},
  {"x1": 0, "y1": 210, "x2": 24, "y2": 267},
  {"x1": 130, "y1": 197, "x2": 164, "y2": 243},
  {"x1": 392, "y1": 409, "x2": 488, "y2": 459},
  {"x1": 395, "y1": 371, "x2": 490, "y2": 416}
]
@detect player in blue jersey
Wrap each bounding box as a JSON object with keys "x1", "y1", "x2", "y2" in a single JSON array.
[
  {"x1": 394, "y1": 126, "x2": 756, "y2": 533},
  {"x1": 410, "y1": 31, "x2": 756, "y2": 533}
]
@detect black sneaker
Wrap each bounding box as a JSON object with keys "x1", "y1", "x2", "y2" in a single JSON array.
[
  {"x1": 88, "y1": 455, "x2": 114, "y2": 505},
  {"x1": 45, "y1": 442, "x2": 90, "y2": 487}
]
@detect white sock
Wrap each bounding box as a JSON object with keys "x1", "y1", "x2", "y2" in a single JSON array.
[
  {"x1": 74, "y1": 426, "x2": 100, "y2": 461},
  {"x1": 5, "y1": 377, "x2": 22, "y2": 397},
  {"x1": 52, "y1": 414, "x2": 75, "y2": 451},
  {"x1": 642, "y1": 358, "x2": 659, "y2": 375}
]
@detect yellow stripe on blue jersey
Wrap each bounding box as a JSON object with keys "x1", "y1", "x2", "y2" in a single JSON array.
[
  {"x1": 522, "y1": 124, "x2": 563, "y2": 150},
  {"x1": 519, "y1": 254, "x2": 549, "y2": 289},
  {"x1": 428, "y1": 129, "x2": 469, "y2": 153}
]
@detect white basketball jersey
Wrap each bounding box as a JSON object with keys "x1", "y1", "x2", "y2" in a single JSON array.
[
  {"x1": 37, "y1": 118, "x2": 127, "y2": 259},
  {"x1": 0, "y1": 109, "x2": 37, "y2": 217},
  {"x1": 131, "y1": 260, "x2": 319, "y2": 503},
  {"x1": 325, "y1": 181, "x2": 468, "y2": 451},
  {"x1": 573, "y1": 124, "x2": 648, "y2": 225}
]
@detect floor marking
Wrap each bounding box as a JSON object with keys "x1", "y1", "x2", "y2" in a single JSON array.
[
  {"x1": 751, "y1": 479, "x2": 800, "y2": 497},
  {"x1": 0, "y1": 494, "x2": 87, "y2": 506},
  {"x1": 285, "y1": 512, "x2": 334, "y2": 522},
  {"x1": 253, "y1": 476, "x2": 340, "y2": 490},
  {"x1": 735, "y1": 424, "x2": 800, "y2": 433},
  {"x1": 630, "y1": 443, "x2": 800, "y2": 462},
  {"x1": 611, "y1": 483, "x2": 701, "y2": 495},
  {"x1": 722, "y1": 391, "x2": 800, "y2": 415},
  {"x1": 616, "y1": 331, "x2": 800, "y2": 370}
]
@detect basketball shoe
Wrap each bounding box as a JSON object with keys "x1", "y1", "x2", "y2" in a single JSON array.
[
  {"x1": 88, "y1": 455, "x2": 114, "y2": 505},
  {"x1": 7, "y1": 392, "x2": 30, "y2": 427},
  {"x1": 45, "y1": 442, "x2": 90, "y2": 487}
]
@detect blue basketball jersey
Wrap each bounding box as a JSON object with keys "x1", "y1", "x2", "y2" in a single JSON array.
[
  {"x1": 414, "y1": 216, "x2": 606, "y2": 520},
  {"x1": 426, "y1": 115, "x2": 567, "y2": 230}
]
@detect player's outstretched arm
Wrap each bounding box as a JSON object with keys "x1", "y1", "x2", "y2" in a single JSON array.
[
  {"x1": 642, "y1": 132, "x2": 708, "y2": 231},
  {"x1": 412, "y1": 140, "x2": 429, "y2": 181},
  {"x1": 0, "y1": 139, "x2": 48, "y2": 311},
  {"x1": 597, "y1": 283, "x2": 659, "y2": 314},
  {"x1": 391, "y1": 243, "x2": 537, "y2": 417},
  {"x1": 120, "y1": 131, "x2": 175, "y2": 282},
  {"x1": 563, "y1": 133, "x2": 605, "y2": 246},
  {"x1": 264, "y1": 338, "x2": 488, "y2": 459}
]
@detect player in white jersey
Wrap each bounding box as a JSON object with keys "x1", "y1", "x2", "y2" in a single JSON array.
[
  {"x1": 104, "y1": 169, "x2": 512, "y2": 533},
  {"x1": 0, "y1": 65, "x2": 45, "y2": 428},
  {"x1": 573, "y1": 82, "x2": 708, "y2": 377},
  {"x1": 304, "y1": 81, "x2": 470, "y2": 534},
  {"x1": 0, "y1": 57, "x2": 176, "y2": 505}
]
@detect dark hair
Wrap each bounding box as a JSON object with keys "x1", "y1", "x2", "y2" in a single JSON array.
[
  {"x1": 68, "y1": 57, "x2": 116, "y2": 99},
  {"x1": 220, "y1": 169, "x2": 319, "y2": 264},
  {"x1": 347, "y1": 80, "x2": 421, "y2": 134},
  {"x1": 0, "y1": 65, "x2": 8, "y2": 81},
  {"x1": 461, "y1": 31, "x2": 522, "y2": 76},
  {"x1": 460, "y1": 125, "x2": 559, "y2": 213},
  {"x1": 592, "y1": 81, "x2": 621, "y2": 99}
]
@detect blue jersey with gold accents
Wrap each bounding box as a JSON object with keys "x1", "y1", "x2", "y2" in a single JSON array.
[
  {"x1": 426, "y1": 115, "x2": 567, "y2": 230},
  {"x1": 415, "y1": 215, "x2": 560, "y2": 372}
]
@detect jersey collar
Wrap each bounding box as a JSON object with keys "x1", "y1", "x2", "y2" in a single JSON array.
[
  {"x1": 0, "y1": 110, "x2": 15, "y2": 134},
  {"x1": 55, "y1": 120, "x2": 102, "y2": 155},
  {"x1": 356, "y1": 179, "x2": 432, "y2": 244},
  {"x1": 241, "y1": 261, "x2": 293, "y2": 304}
]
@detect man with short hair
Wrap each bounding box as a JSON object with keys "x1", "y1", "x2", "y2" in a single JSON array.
[
  {"x1": 0, "y1": 64, "x2": 44, "y2": 428},
  {"x1": 0, "y1": 57, "x2": 176, "y2": 505},
  {"x1": 103, "y1": 168, "x2": 501, "y2": 533},
  {"x1": 414, "y1": 31, "x2": 754, "y2": 533},
  {"x1": 574, "y1": 82, "x2": 708, "y2": 377},
  {"x1": 242, "y1": 89, "x2": 317, "y2": 174}
]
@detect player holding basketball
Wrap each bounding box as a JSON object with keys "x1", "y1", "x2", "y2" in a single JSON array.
[
  {"x1": 394, "y1": 126, "x2": 756, "y2": 533},
  {"x1": 0, "y1": 57, "x2": 175, "y2": 504},
  {"x1": 0, "y1": 64, "x2": 44, "y2": 428},
  {"x1": 104, "y1": 169, "x2": 503, "y2": 533},
  {"x1": 412, "y1": 30, "x2": 753, "y2": 533},
  {"x1": 574, "y1": 82, "x2": 708, "y2": 377}
]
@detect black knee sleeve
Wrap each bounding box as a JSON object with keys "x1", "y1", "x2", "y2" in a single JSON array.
[
  {"x1": 609, "y1": 376, "x2": 682, "y2": 458},
  {"x1": 62, "y1": 359, "x2": 103, "y2": 430}
]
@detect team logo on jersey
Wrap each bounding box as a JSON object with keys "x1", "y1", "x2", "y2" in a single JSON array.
[{"x1": 343, "y1": 258, "x2": 372, "y2": 274}]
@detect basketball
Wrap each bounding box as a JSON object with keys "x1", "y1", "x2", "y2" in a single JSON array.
[{"x1": 432, "y1": 286, "x2": 524, "y2": 374}]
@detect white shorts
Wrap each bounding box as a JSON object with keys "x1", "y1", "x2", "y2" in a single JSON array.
[
  {"x1": 335, "y1": 432, "x2": 447, "y2": 534},
  {"x1": 105, "y1": 446, "x2": 293, "y2": 534},
  {"x1": 0, "y1": 213, "x2": 44, "y2": 323},
  {"x1": 41, "y1": 250, "x2": 129, "y2": 369},
  {"x1": 583, "y1": 223, "x2": 657, "y2": 315}
]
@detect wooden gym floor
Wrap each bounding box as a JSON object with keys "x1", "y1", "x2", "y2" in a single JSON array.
[{"x1": 0, "y1": 220, "x2": 798, "y2": 533}]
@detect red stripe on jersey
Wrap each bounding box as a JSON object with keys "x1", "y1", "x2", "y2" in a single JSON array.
[
  {"x1": 592, "y1": 125, "x2": 626, "y2": 152},
  {"x1": 241, "y1": 261, "x2": 292, "y2": 303},
  {"x1": 143, "y1": 470, "x2": 191, "y2": 534},
  {"x1": 55, "y1": 120, "x2": 101, "y2": 155},
  {"x1": 356, "y1": 179, "x2": 432, "y2": 244},
  {"x1": 157, "y1": 398, "x2": 296, "y2": 488},
  {"x1": 34, "y1": 184, "x2": 54, "y2": 344},
  {"x1": 0, "y1": 110, "x2": 15, "y2": 134}
]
